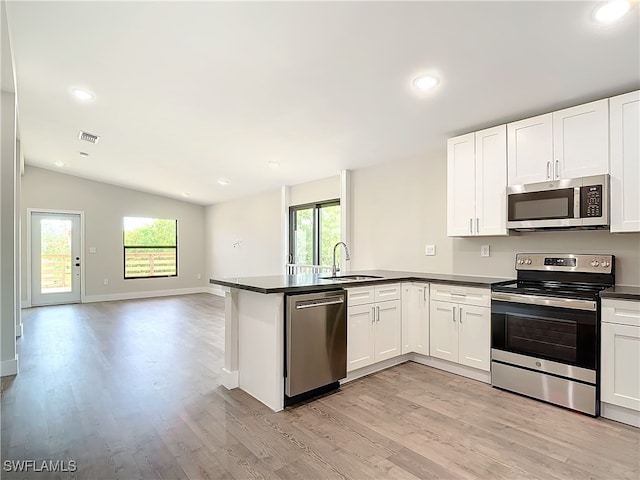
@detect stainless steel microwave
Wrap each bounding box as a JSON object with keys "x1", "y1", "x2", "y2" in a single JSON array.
[{"x1": 507, "y1": 174, "x2": 609, "y2": 230}]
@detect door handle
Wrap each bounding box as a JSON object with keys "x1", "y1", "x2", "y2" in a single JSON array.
[
  {"x1": 469, "y1": 218, "x2": 473, "y2": 234},
  {"x1": 372, "y1": 306, "x2": 376, "y2": 323},
  {"x1": 459, "y1": 307, "x2": 463, "y2": 324},
  {"x1": 476, "y1": 218, "x2": 480, "y2": 234},
  {"x1": 75, "y1": 263, "x2": 80, "y2": 267},
  {"x1": 376, "y1": 306, "x2": 380, "y2": 322},
  {"x1": 555, "y1": 160, "x2": 560, "y2": 178},
  {"x1": 546, "y1": 161, "x2": 551, "y2": 179},
  {"x1": 452, "y1": 306, "x2": 456, "y2": 322}
]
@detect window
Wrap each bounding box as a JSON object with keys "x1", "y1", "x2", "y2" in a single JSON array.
[
  {"x1": 123, "y1": 217, "x2": 177, "y2": 279},
  {"x1": 289, "y1": 200, "x2": 340, "y2": 267}
]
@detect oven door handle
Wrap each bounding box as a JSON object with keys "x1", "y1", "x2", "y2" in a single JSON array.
[{"x1": 491, "y1": 292, "x2": 596, "y2": 311}]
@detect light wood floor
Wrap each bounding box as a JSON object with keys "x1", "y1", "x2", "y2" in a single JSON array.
[{"x1": 2, "y1": 294, "x2": 639, "y2": 480}]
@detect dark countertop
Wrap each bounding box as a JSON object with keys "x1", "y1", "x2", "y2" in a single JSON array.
[
  {"x1": 209, "y1": 269, "x2": 513, "y2": 294},
  {"x1": 600, "y1": 286, "x2": 640, "y2": 301}
]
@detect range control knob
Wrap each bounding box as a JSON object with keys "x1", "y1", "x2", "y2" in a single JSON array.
[
  {"x1": 601, "y1": 261, "x2": 610, "y2": 268},
  {"x1": 525, "y1": 259, "x2": 532, "y2": 265},
  {"x1": 590, "y1": 260, "x2": 600, "y2": 267},
  {"x1": 517, "y1": 259, "x2": 524, "y2": 265}
]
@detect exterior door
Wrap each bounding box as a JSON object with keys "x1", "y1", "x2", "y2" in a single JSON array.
[{"x1": 31, "y1": 212, "x2": 81, "y2": 306}]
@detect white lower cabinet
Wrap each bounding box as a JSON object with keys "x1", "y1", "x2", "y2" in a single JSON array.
[
  {"x1": 401, "y1": 282, "x2": 429, "y2": 356},
  {"x1": 601, "y1": 299, "x2": 640, "y2": 414},
  {"x1": 347, "y1": 284, "x2": 401, "y2": 372},
  {"x1": 429, "y1": 284, "x2": 491, "y2": 372}
]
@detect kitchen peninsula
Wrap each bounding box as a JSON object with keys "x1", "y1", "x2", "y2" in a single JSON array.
[{"x1": 210, "y1": 270, "x2": 510, "y2": 411}]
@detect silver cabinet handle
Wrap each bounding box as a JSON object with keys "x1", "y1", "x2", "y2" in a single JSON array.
[
  {"x1": 376, "y1": 306, "x2": 380, "y2": 322},
  {"x1": 546, "y1": 161, "x2": 551, "y2": 179},
  {"x1": 469, "y1": 218, "x2": 473, "y2": 234},
  {"x1": 476, "y1": 218, "x2": 480, "y2": 234},
  {"x1": 372, "y1": 306, "x2": 376, "y2": 323},
  {"x1": 555, "y1": 160, "x2": 560, "y2": 178},
  {"x1": 452, "y1": 306, "x2": 456, "y2": 322},
  {"x1": 423, "y1": 288, "x2": 427, "y2": 302},
  {"x1": 459, "y1": 307, "x2": 463, "y2": 323}
]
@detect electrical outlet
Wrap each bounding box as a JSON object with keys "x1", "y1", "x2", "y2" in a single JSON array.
[
  {"x1": 481, "y1": 245, "x2": 490, "y2": 257},
  {"x1": 425, "y1": 245, "x2": 436, "y2": 256},
  {"x1": 103, "y1": 278, "x2": 109, "y2": 286}
]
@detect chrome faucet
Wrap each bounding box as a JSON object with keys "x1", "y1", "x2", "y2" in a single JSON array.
[{"x1": 332, "y1": 242, "x2": 351, "y2": 277}]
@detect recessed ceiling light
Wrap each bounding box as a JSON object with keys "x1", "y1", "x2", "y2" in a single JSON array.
[
  {"x1": 72, "y1": 88, "x2": 95, "y2": 101},
  {"x1": 181, "y1": 192, "x2": 191, "y2": 197},
  {"x1": 594, "y1": 0, "x2": 630, "y2": 23},
  {"x1": 79, "y1": 152, "x2": 89, "y2": 157},
  {"x1": 217, "y1": 178, "x2": 230, "y2": 186},
  {"x1": 268, "y1": 161, "x2": 280, "y2": 169},
  {"x1": 54, "y1": 161, "x2": 65, "y2": 168},
  {"x1": 413, "y1": 75, "x2": 439, "y2": 91}
]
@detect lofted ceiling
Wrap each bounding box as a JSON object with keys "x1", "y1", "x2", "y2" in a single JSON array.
[{"x1": 5, "y1": 1, "x2": 640, "y2": 206}]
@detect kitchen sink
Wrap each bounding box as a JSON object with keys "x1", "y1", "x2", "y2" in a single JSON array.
[{"x1": 320, "y1": 275, "x2": 383, "y2": 281}]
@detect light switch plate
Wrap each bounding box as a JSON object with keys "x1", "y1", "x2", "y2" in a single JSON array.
[
  {"x1": 425, "y1": 245, "x2": 436, "y2": 256},
  {"x1": 481, "y1": 245, "x2": 490, "y2": 257},
  {"x1": 89, "y1": 247, "x2": 97, "y2": 254}
]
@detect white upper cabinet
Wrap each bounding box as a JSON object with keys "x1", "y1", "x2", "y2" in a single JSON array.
[
  {"x1": 553, "y1": 99, "x2": 609, "y2": 179},
  {"x1": 610, "y1": 90, "x2": 640, "y2": 233},
  {"x1": 447, "y1": 125, "x2": 507, "y2": 237},
  {"x1": 507, "y1": 113, "x2": 553, "y2": 185},
  {"x1": 507, "y1": 99, "x2": 609, "y2": 185}
]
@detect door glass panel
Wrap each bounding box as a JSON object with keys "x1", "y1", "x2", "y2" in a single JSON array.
[
  {"x1": 40, "y1": 219, "x2": 73, "y2": 294},
  {"x1": 293, "y1": 208, "x2": 314, "y2": 265},
  {"x1": 506, "y1": 314, "x2": 577, "y2": 363},
  {"x1": 319, "y1": 204, "x2": 341, "y2": 267}
]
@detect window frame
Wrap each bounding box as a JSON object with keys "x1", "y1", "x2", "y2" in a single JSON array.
[
  {"x1": 123, "y1": 217, "x2": 178, "y2": 280},
  {"x1": 289, "y1": 199, "x2": 340, "y2": 266}
]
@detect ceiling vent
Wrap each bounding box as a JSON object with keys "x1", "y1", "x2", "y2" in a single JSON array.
[{"x1": 78, "y1": 131, "x2": 100, "y2": 144}]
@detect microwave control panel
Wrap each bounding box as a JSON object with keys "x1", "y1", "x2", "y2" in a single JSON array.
[{"x1": 581, "y1": 185, "x2": 602, "y2": 218}]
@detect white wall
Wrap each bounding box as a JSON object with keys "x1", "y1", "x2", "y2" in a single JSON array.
[
  {"x1": 206, "y1": 188, "x2": 283, "y2": 279},
  {"x1": 21, "y1": 166, "x2": 207, "y2": 303},
  {"x1": 350, "y1": 153, "x2": 640, "y2": 286},
  {"x1": 1, "y1": 0, "x2": 19, "y2": 376}
]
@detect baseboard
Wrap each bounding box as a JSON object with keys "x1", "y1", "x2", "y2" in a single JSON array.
[
  {"x1": 82, "y1": 287, "x2": 210, "y2": 304},
  {"x1": 1, "y1": 356, "x2": 19, "y2": 377},
  {"x1": 221, "y1": 368, "x2": 239, "y2": 389},
  {"x1": 16, "y1": 323, "x2": 23, "y2": 338},
  {"x1": 601, "y1": 402, "x2": 640, "y2": 428},
  {"x1": 208, "y1": 285, "x2": 225, "y2": 297},
  {"x1": 411, "y1": 354, "x2": 491, "y2": 384},
  {"x1": 342, "y1": 354, "x2": 412, "y2": 384}
]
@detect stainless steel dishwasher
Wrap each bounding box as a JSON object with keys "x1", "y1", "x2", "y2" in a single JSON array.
[{"x1": 285, "y1": 289, "x2": 347, "y2": 405}]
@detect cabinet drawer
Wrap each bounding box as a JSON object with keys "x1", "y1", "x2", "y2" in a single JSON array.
[
  {"x1": 375, "y1": 283, "x2": 401, "y2": 302},
  {"x1": 347, "y1": 287, "x2": 375, "y2": 306},
  {"x1": 430, "y1": 284, "x2": 490, "y2": 307},
  {"x1": 602, "y1": 299, "x2": 640, "y2": 327}
]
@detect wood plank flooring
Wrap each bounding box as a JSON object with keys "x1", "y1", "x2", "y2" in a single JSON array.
[{"x1": 2, "y1": 293, "x2": 638, "y2": 479}]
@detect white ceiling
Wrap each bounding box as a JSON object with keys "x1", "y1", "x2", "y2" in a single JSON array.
[{"x1": 6, "y1": 1, "x2": 639, "y2": 206}]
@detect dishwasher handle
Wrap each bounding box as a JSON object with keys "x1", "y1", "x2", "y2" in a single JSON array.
[{"x1": 295, "y1": 296, "x2": 345, "y2": 309}]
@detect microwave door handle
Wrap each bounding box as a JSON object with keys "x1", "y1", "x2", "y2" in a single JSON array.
[{"x1": 574, "y1": 187, "x2": 581, "y2": 218}]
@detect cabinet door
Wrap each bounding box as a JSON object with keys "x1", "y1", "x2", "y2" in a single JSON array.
[
  {"x1": 507, "y1": 113, "x2": 553, "y2": 185},
  {"x1": 601, "y1": 322, "x2": 640, "y2": 411},
  {"x1": 375, "y1": 283, "x2": 401, "y2": 303},
  {"x1": 458, "y1": 305, "x2": 490, "y2": 372},
  {"x1": 553, "y1": 99, "x2": 609, "y2": 179},
  {"x1": 374, "y1": 300, "x2": 401, "y2": 362},
  {"x1": 447, "y1": 133, "x2": 476, "y2": 236},
  {"x1": 610, "y1": 90, "x2": 640, "y2": 233},
  {"x1": 347, "y1": 305, "x2": 375, "y2": 372},
  {"x1": 475, "y1": 125, "x2": 508, "y2": 236},
  {"x1": 414, "y1": 284, "x2": 430, "y2": 356},
  {"x1": 401, "y1": 284, "x2": 413, "y2": 354},
  {"x1": 429, "y1": 300, "x2": 458, "y2": 363}
]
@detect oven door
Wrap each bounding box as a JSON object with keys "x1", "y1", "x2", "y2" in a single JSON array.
[{"x1": 491, "y1": 294, "x2": 598, "y2": 370}]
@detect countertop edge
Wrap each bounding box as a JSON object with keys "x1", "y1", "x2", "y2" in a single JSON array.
[
  {"x1": 209, "y1": 273, "x2": 513, "y2": 294},
  {"x1": 600, "y1": 286, "x2": 640, "y2": 301}
]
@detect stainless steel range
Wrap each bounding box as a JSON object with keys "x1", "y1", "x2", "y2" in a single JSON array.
[{"x1": 491, "y1": 253, "x2": 615, "y2": 416}]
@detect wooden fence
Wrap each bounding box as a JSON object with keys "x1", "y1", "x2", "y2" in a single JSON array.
[
  {"x1": 41, "y1": 254, "x2": 72, "y2": 289},
  {"x1": 125, "y1": 251, "x2": 176, "y2": 278}
]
